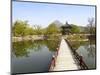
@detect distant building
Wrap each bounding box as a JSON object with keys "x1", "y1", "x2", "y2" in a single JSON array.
[{"x1": 61, "y1": 21, "x2": 72, "y2": 35}]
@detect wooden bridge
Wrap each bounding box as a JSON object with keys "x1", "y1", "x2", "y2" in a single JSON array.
[
  {"x1": 49, "y1": 38, "x2": 88, "y2": 71},
  {"x1": 49, "y1": 38, "x2": 79, "y2": 71}
]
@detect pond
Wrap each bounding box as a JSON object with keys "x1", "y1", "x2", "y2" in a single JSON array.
[
  {"x1": 76, "y1": 44, "x2": 95, "y2": 69},
  {"x1": 69, "y1": 40, "x2": 96, "y2": 69},
  {"x1": 11, "y1": 39, "x2": 60, "y2": 74}
]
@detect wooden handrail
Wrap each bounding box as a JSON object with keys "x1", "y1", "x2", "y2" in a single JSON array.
[
  {"x1": 49, "y1": 40, "x2": 61, "y2": 71},
  {"x1": 65, "y1": 39, "x2": 88, "y2": 69},
  {"x1": 49, "y1": 39, "x2": 88, "y2": 71}
]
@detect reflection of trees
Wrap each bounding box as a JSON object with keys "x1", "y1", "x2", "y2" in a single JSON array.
[
  {"x1": 75, "y1": 40, "x2": 95, "y2": 57},
  {"x1": 12, "y1": 41, "x2": 43, "y2": 57},
  {"x1": 45, "y1": 40, "x2": 59, "y2": 52},
  {"x1": 12, "y1": 41, "x2": 30, "y2": 57},
  {"x1": 31, "y1": 40, "x2": 44, "y2": 51},
  {"x1": 87, "y1": 45, "x2": 95, "y2": 57},
  {"x1": 86, "y1": 40, "x2": 95, "y2": 57},
  {"x1": 70, "y1": 41, "x2": 80, "y2": 50},
  {"x1": 12, "y1": 39, "x2": 60, "y2": 57},
  {"x1": 69, "y1": 41, "x2": 88, "y2": 50}
]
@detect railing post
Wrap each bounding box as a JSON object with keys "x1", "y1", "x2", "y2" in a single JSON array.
[
  {"x1": 52, "y1": 55, "x2": 56, "y2": 67},
  {"x1": 79, "y1": 56, "x2": 83, "y2": 66}
]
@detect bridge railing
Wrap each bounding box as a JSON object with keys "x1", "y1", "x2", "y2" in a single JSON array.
[
  {"x1": 65, "y1": 39, "x2": 88, "y2": 70},
  {"x1": 49, "y1": 40, "x2": 61, "y2": 71}
]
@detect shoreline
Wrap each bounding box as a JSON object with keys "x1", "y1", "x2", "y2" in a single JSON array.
[
  {"x1": 12, "y1": 35, "x2": 45, "y2": 42},
  {"x1": 12, "y1": 35, "x2": 61, "y2": 42}
]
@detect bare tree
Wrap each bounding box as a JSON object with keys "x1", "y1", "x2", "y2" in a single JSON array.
[
  {"x1": 86, "y1": 17, "x2": 96, "y2": 44},
  {"x1": 87, "y1": 17, "x2": 95, "y2": 34}
]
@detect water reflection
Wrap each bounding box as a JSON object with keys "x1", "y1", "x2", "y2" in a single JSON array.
[
  {"x1": 12, "y1": 39, "x2": 60, "y2": 74},
  {"x1": 84, "y1": 45, "x2": 95, "y2": 57},
  {"x1": 69, "y1": 41, "x2": 89, "y2": 50},
  {"x1": 76, "y1": 45, "x2": 95, "y2": 69},
  {"x1": 12, "y1": 40, "x2": 59, "y2": 58},
  {"x1": 69, "y1": 39, "x2": 96, "y2": 69}
]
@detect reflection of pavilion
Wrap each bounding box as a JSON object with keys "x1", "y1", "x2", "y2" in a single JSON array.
[{"x1": 61, "y1": 21, "x2": 72, "y2": 35}]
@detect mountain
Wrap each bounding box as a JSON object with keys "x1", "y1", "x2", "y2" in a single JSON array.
[{"x1": 51, "y1": 20, "x2": 63, "y2": 28}]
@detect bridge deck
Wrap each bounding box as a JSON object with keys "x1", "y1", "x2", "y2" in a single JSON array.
[{"x1": 53, "y1": 38, "x2": 79, "y2": 71}]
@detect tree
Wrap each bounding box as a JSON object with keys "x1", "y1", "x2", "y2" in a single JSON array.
[
  {"x1": 33, "y1": 25, "x2": 42, "y2": 35},
  {"x1": 24, "y1": 27, "x2": 34, "y2": 35},
  {"x1": 87, "y1": 17, "x2": 95, "y2": 34},
  {"x1": 84, "y1": 18, "x2": 96, "y2": 34},
  {"x1": 86, "y1": 18, "x2": 96, "y2": 41},
  {"x1": 46, "y1": 23, "x2": 59, "y2": 35},
  {"x1": 12, "y1": 20, "x2": 28, "y2": 37},
  {"x1": 70, "y1": 24, "x2": 80, "y2": 34}
]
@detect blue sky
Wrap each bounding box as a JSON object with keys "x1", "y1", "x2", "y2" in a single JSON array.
[{"x1": 12, "y1": 1, "x2": 95, "y2": 27}]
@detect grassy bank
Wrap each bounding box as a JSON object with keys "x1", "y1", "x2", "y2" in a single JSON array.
[
  {"x1": 64, "y1": 34, "x2": 95, "y2": 50},
  {"x1": 12, "y1": 35, "x2": 45, "y2": 42},
  {"x1": 12, "y1": 34, "x2": 61, "y2": 42}
]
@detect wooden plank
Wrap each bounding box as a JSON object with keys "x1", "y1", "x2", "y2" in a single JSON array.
[{"x1": 53, "y1": 38, "x2": 79, "y2": 71}]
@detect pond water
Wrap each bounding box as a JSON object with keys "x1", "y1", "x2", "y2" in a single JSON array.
[
  {"x1": 76, "y1": 44, "x2": 95, "y2": 69},
  {"x1": 11, "y1": 40, "x2": 60, "y2": 74},
  {"x1": 69, "y1": 40, "x2": 96, "y2": 69}
]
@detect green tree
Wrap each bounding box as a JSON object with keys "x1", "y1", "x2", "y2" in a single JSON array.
[
  {"x1": 46, "y1": 23, "x2": 59, "y2": 34},
  {"x1": 70, "y1": 24, "x2": 80, "y2": 34},
  {"x1": 12, "y1": 20, "x2": 29, "y2": 37},
  {"x1": 33, "y1": 25, "x2": 42, "y2": 35},
  {"x1": 25, "y1": 27, "x2": 34, "y2": 35}
]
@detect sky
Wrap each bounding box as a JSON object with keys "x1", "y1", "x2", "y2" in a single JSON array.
[{"x1": 12, "y1": 1, "x2": 96, "y2": 27}]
